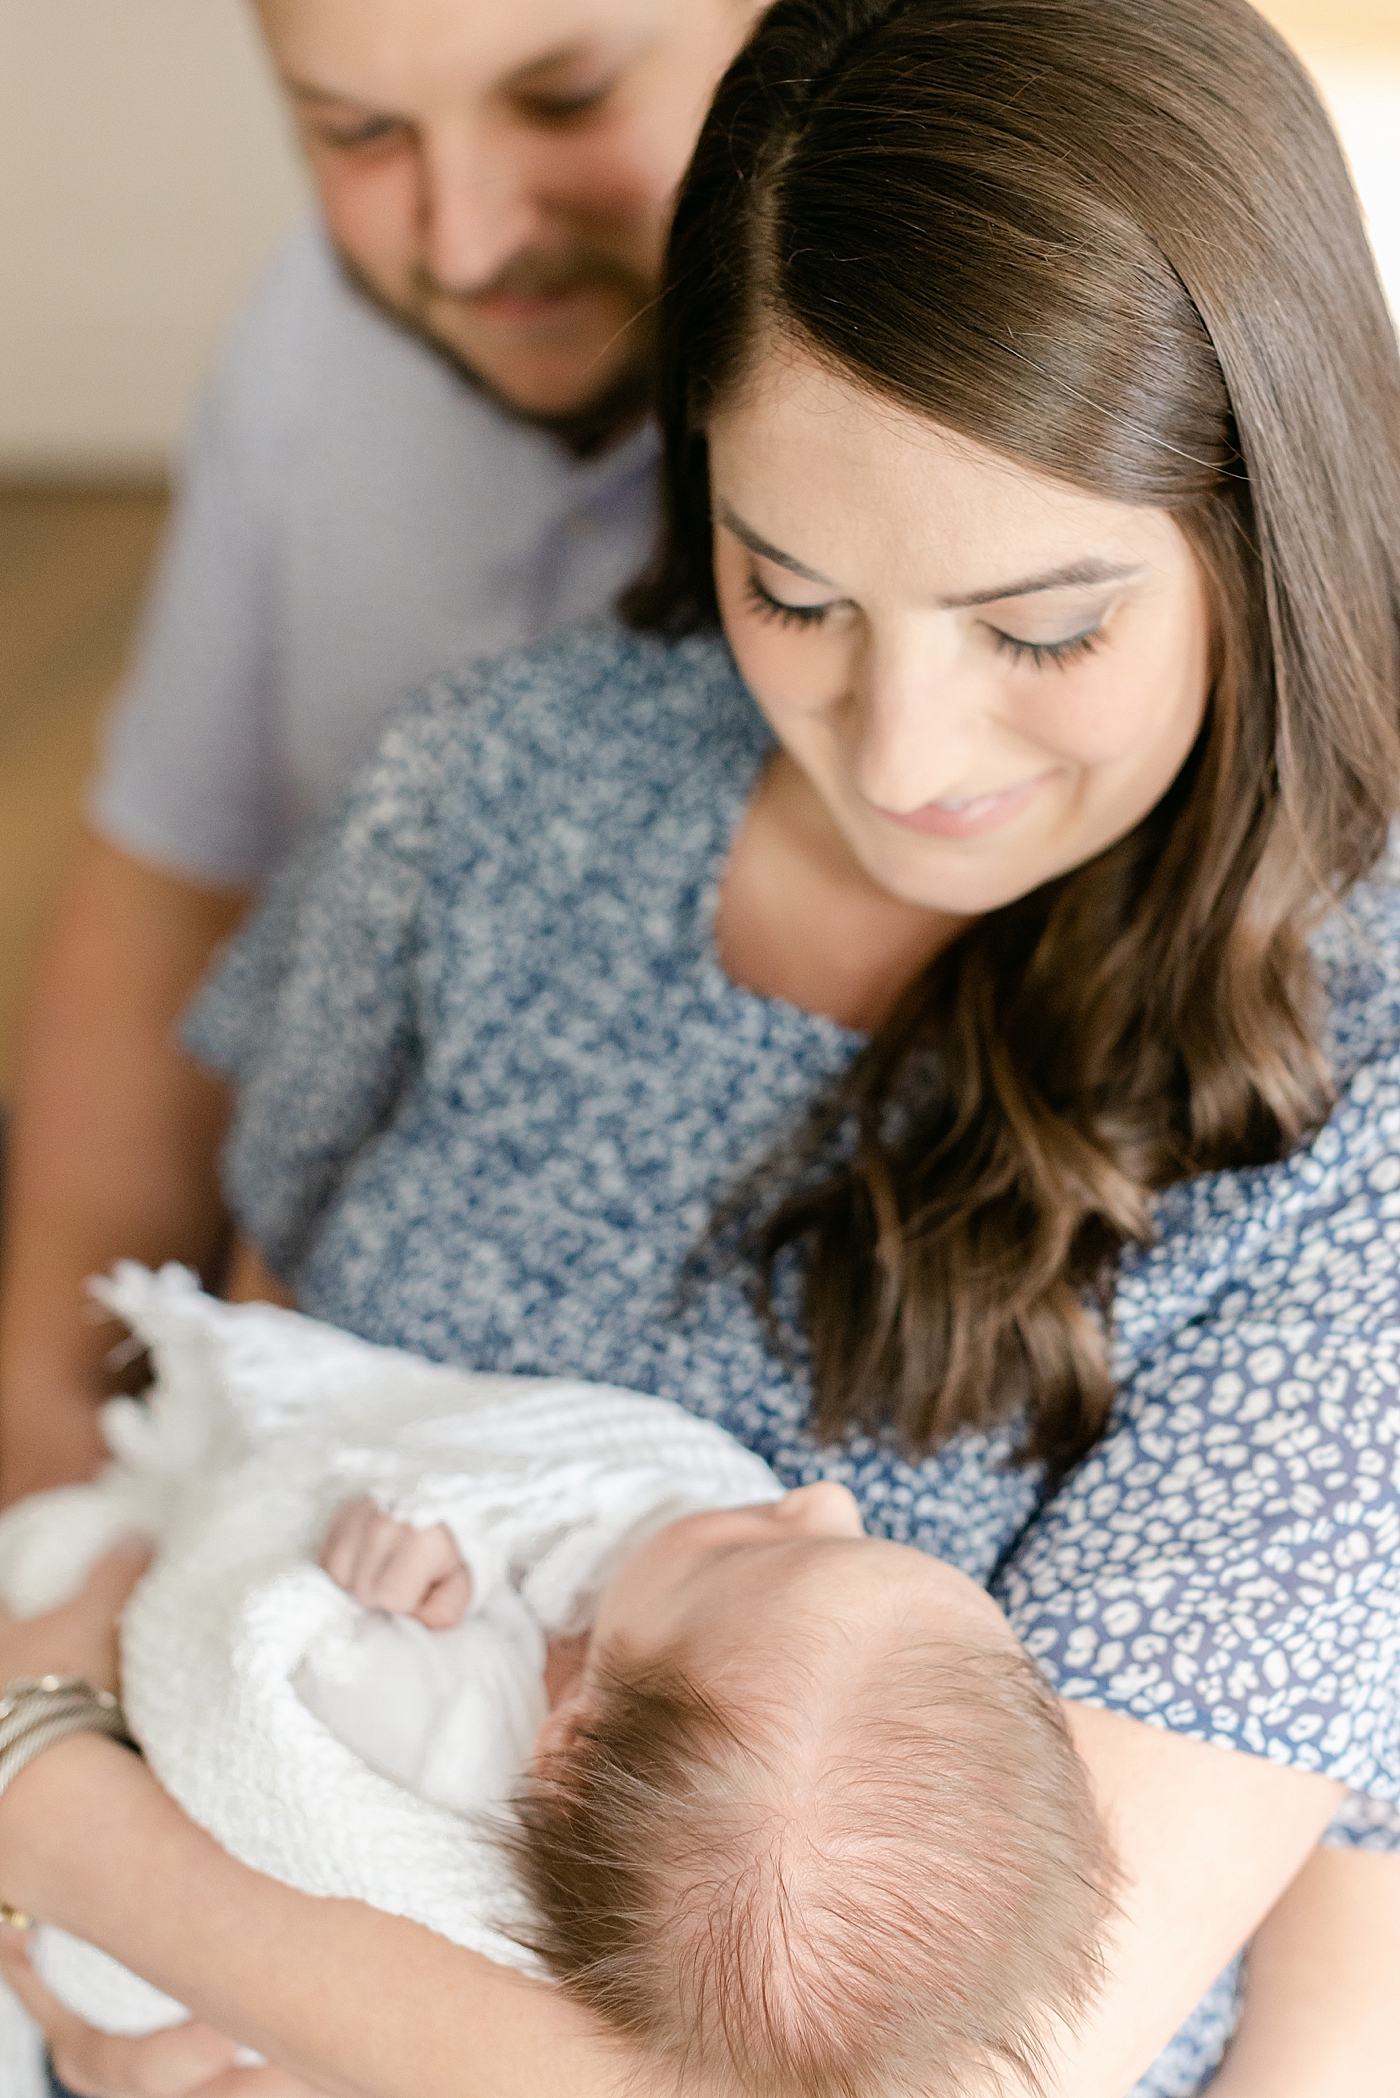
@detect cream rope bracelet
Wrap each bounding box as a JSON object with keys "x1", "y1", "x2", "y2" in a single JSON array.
[
  {"x1": 0, "y1": 1675, "x2": 135, "y2": 1928},
  {"x1": 0, "y1": 1674, "x2": 134, "y2": 1801}
]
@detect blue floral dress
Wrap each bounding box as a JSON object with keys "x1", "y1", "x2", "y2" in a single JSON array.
[{"x1": 190, "y1": 622, "x2": 1400, "y2": 2094}]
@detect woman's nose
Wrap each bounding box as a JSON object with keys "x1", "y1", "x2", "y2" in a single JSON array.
[{"x1": 848, "y1": 635, "x2": 977, "y2": 814}]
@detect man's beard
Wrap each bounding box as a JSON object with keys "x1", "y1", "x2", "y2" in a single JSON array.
[{"x1": 336, "y1": 245, "x2": 658, "y2": 459}]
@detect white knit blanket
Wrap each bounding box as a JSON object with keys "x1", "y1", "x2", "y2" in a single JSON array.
[{"x1": 0, "y1": 1264, "x2": 782, "y2": 2054}]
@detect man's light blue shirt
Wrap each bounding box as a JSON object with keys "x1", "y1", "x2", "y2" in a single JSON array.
[{"x1": 90, "y1": 223, "x2": 660, "y2": 888}]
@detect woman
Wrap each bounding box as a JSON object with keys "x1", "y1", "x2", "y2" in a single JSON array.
[{"x1": 3, "y1": 0, "x2": 1399, "y2": 2091}]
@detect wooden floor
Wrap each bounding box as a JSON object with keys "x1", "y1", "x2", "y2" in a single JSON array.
[{"x1": 0, "y1": 484, "x2": 168, "y2": 1094}]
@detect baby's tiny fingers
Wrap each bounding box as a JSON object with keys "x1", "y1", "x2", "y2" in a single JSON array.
[
  {"x1": 364, "y1": 1526, "x2": 456, "y2": 1615},
  {"x1": 317, "y1": 1500, "x2": 360, "y2": 1569},
  {"x1": 82, "y1": 2024, "x2": 243, "y2": 2098},
  {"x1": 317, "y1": 1500, "x2": 377, "y2": 1588},
  {"x1": 347, "y1": 1518, "x2": 415, "y2": 1608},
  {"x1": 413, "y1": 1565, "x2": 474, "y2": 1629}
]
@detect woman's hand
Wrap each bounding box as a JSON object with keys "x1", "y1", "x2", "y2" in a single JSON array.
[
  {"x1": 0, "y1": 1729, "x2": 642, "y2": 2098},
  {"x1": 0, "y1": 1546, "x2": 229, "y2": 2096},
  {"x1": 0, "y1": 1542, "x2": 152, "y2": 1695},
  {"x1": 0, "y1": 1927, "x2": 239, "y2": 2098},
  {"x1": 0, "y1": 1931, "x2": 328, "y2": 2098}
]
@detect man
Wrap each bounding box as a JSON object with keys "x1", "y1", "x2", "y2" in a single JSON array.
[{"x1": 0, "y1": 0, "x2": 758, "y2": 1505}]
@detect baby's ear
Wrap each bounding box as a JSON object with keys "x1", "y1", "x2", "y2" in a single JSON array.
[{"x1": 531, "y1": 1691, "x2": 590, "y2": 1779}]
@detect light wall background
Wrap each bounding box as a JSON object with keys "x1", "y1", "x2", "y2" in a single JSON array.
[
  {"x1": 0, "y1": 0, "x2": 308, "y2": 476},
  {"x1": 0, "y1": 1, "x2": 1396, "y2": 479}
]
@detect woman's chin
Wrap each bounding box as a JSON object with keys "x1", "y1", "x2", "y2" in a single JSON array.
[{"x1": 853, "y1": 830, "x2": 1060, "y2": 922}]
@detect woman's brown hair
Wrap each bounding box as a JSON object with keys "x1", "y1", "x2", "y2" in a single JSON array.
[{"x1": 624, "y1": 0, "x2": 1400, "y2": 1471}]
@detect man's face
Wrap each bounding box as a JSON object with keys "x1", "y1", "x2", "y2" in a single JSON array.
[{"x1": 256, "y1": 0, "x2": 754, "y2": 430}]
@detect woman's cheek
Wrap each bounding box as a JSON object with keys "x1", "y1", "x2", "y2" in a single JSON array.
[
  {"x1": 729, "y1": 621, "x2": 854, "y2": 731},
  {"x1": 716, "y1": 576, "x2": 844, "y2": 725},
  {"x1": 1017, "y1": 654, "x2": 1183, "y2": 773},
  {"x1": 1019, "y1": 580, "x2": 1210, "y2": 779}
]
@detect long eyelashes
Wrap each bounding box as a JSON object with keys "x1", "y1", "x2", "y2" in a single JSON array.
[
  {"x1": 744, "y1": 571, "x2": 833, "y2": 630},
  {"x1": 991, "y1": 627, "x2": 1105, "y2": 670},
  {"x1": 744, "y1": 566, "x2": 1107, "y2": 671}
]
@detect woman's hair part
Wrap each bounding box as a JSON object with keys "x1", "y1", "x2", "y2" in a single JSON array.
[{"x1": 625, "y1": 0, "x2": 1400, "y2": 1469}]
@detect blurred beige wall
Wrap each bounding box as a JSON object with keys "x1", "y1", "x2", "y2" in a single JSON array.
[
  {"x1": 0, "y1": 0, "x2": 1393, "y2": 481},
  {"x1": 1312, "y1": 58, "x2": 1400, "y2": 329},
  {"x1": 1272, "y1": 0, "x2": 1400, "y2": 333},
  {"x1": 0, "y1": 0, "x2": 308, "y2": 478}
]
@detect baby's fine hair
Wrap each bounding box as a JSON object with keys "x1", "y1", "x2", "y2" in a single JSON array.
[{"x1": 510, "y1": 1626, "x2": 1115, "y2": 2098}]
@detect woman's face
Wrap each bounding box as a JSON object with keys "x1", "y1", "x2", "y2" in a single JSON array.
[{"x1": 708, "y1": 344, "x2": 1213, "y2": 917}]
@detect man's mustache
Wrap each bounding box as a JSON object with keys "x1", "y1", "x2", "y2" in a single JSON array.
[
  {"x1": 332, "y1": 240, "x2": 658, "y2": 456},
  {"x1": 411, "y1": 247, "x2": 651, "y2": 309}
]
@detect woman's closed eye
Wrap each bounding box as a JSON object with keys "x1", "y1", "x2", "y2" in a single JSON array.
[
  {"x1": 991, "y1": 623, "x2": 1106, "y2": 671},
  {"x1": 744, "y1": 568, "x2": 839, "y2": 629},
  {"x1": 745, "y1": 562, "x2": 1111, "y2": 675}
]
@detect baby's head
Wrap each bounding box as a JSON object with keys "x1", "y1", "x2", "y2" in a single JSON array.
[{"x1": 512, "y1": 1485, "x2": 1114, "y2": 2098}]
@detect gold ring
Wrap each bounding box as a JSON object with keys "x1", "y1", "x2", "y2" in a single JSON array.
[{"x1": 0, "y1": 1903, "x2": 33, "y2": 1930}]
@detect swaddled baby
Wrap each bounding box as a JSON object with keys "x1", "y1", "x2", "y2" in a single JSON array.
[
  {"x1": 0, "y1": 1267, "x2": 1112, "y2": 2098},
  {"x1": 311, "y1": 1484, "x2": 1113, "y2": 2098}
]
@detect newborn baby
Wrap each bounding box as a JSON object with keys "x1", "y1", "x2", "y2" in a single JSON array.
[
  {"x1": 0, "y1": 1266, "x2": 1112, "y2": 2098},
  {"x1": 310, "y1": 1487, "x2": 1114, "y2": 2098}
]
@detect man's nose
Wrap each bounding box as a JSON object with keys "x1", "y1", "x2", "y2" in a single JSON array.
[{"x1": 419, "y1": 127, "x2": 541, "y2": 293}]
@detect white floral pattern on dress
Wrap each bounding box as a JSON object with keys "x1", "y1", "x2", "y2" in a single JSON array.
[{"x1": 189, "y1": 623, "x2": 1400, "y2": 2094}]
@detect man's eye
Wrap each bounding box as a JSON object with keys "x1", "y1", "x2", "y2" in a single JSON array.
[
  {"x1": 518, "y1": 81, "x2": 618, "y2": 124},
  {"x1": 314, "y1": 117, "x2": 405, "y2": 151}
]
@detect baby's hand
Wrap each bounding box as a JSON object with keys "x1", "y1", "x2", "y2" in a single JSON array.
[{"x1": 318, "y1": 1498, "x2": 473, "y2": 1628}]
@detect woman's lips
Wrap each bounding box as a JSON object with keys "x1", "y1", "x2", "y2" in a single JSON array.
[{"x1": 874, "y1": 772, "x2": 1051, "y2": 839}]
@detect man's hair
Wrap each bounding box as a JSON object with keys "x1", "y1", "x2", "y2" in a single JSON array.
[{"x1": 509, "y1": 1628, "x2": 1115, "y2": 2097}]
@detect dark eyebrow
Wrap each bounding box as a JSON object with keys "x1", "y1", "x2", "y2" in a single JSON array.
[
  {"x1": 286, "y1": 36, "x2": 645, "y2": 122},
  {"x1": 716, "y1": 501, "x2": 1142, "y2": 605},
  {"x1": 942, "y1": 558, "x2": 1143, "y2": 607},
  {"x1": 505, "y1": 39, "x2": 623, "y2": 90},
  {"x1": 286, "y1": 82, "x2": 384, "y2": 112},
  {"x1": 715, "y1": 500, "x2": 834, "y2": 584}
]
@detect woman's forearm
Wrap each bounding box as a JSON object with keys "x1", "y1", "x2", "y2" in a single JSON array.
[
  {"x1": 1207, "y1": 1848, "x2": 1400, "y2": 2098},
  {"x1": 0, "y1": 1715, "x2": 1349, "y2": 2098},
  {"x1": 0, "y1": 1738, "x2": 639, "y2": 2098},
  {"x1": 1034, "y1": 1706, "x2": 1349, "y2": 2098}
]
